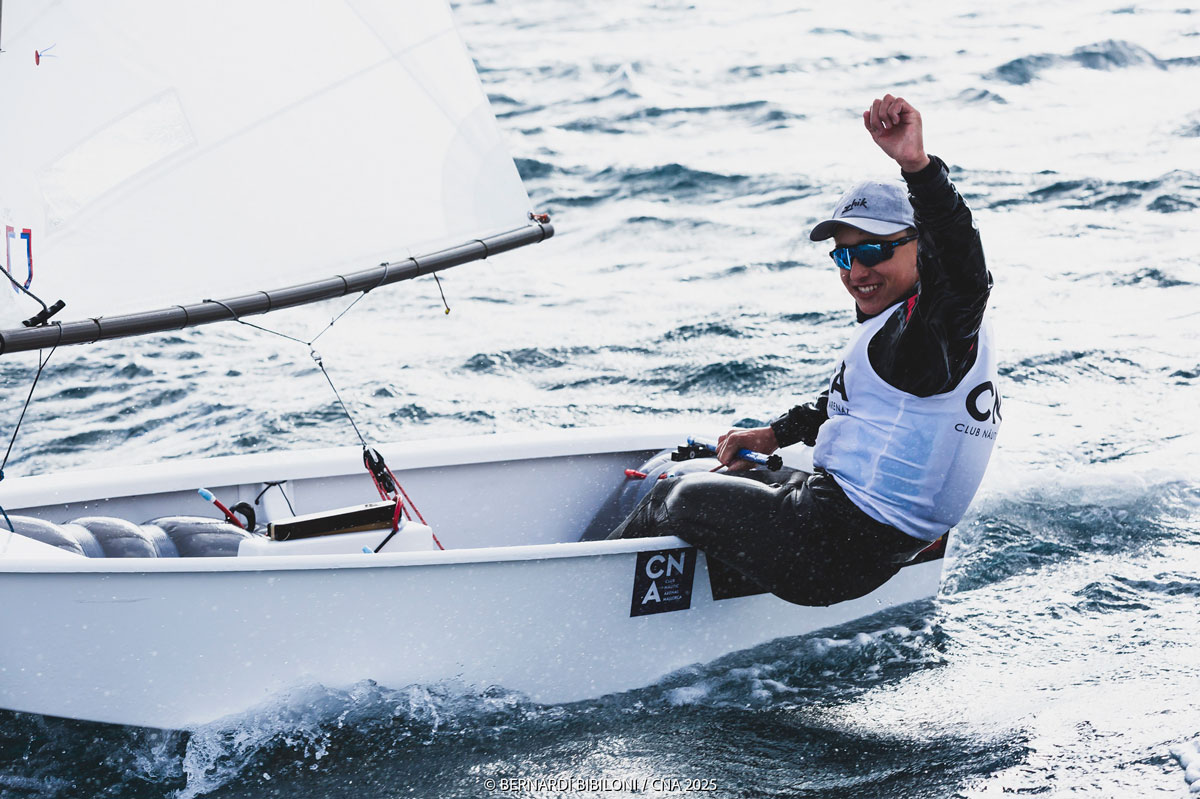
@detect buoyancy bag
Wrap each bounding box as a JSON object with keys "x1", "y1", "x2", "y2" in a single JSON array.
[
  {"x1": 145, "y1": 516, "x2": 252, "y2": 557},
  {"x1": 71, "y1": 516, "x2": 179, "y2": 558}
]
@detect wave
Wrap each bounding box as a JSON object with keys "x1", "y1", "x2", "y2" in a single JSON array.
[
  {"x1": 986, "y1": 39, "x2": 1186, "y2": 85},
  {"x1": 605, "y1": 100, "x2": 805, "y2": 129},
  {"x1": 658, "y1": 321, "x2": 749, "y2": 341},
  {"x1": 957, "y1": 88, "x2": 1008, "y2": 105},
  {"x1": 636, "y1": 607, "x2": 944, "y2": 710},
  {"x1": 513, "y1": 157, "x2": 558, "y2": 180},
  {"x1": 998, "y1": 348, "x2": 1102, "y2": 383},
  {"x1": 943, "y1": 478, "x2": 1200, "y2": 595},
  {"x1": 807, "y1": 27, "x2": 882, "y2": 41},
  {"x1": 667, "y1": 358, "x2": 788, "y2": 393},
  {"x1": 1170, "y1": 366, "x2": 1199, "y2": 382},
  {"x1": 1170, "y1": 738, "x2": 1200, "y2": 793},
  {"x1": 779, "y1": 310, "x2": 851, "y2": 326},
  {"x1": 623, "y1": 215, "x2": 716, "y2": 230},
  {"x1": 527, "y1": 160, "x2": 803, "y2": 211},
  {"x1": 594, "y1": 163, "x2": 752, "y2": 200},
  {"x1": 1108, "y1": 267, "x2": 1194, "y2": 288},
  {"x1": 462, "y1": 347, "x2": 577, "y2": 373},
  {"x1": 984, "y1": 170, "x2": 1200, "y2": 213}
]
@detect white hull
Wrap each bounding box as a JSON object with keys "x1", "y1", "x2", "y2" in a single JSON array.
[{"x1": 0, "y1": 427, "x2": 942, "y2": 729}]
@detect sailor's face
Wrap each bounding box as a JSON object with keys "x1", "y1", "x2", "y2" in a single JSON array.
[{"x1": 833, "y1": 226, "x2": 919, "y2": 317}]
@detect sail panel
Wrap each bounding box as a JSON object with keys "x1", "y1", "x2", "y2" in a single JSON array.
[{"x1": 0, "y1": 1, "x2": 532, "y2": 326}]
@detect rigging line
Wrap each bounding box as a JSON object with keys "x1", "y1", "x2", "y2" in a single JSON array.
[
  {"x1": 433, "y1": 272, "x2": 450, "y2": 314},
  {"x1": 0, "y1": 340, "x2": 58, "y2": 532},
  {"x1": 253, "y1": 481, "x2": 296, "y2": 516},
  {"x1": 0, "y1": 263, "x2": 50, "y2": 314},
  {"x1": 311, "y1": 350, "x2": 368, "y2": 449},
  {"x1": 204, "y1": 296, "x2": 373, "y2": 449},
  {"x1": 1, "y1": 341, "x2": 57, "y2": 476},
  {"x1": 204, "y1": 298, "x2": 310, "y2": 347},
  {"x1": 307, "y1": 290, "x2": 372, "y2": 347},
  {"x1": 207, "y1": 292, "x2": 370, "y2": 348}
]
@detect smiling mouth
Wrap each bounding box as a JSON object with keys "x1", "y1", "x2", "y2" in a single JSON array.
[{"x1": 853, "y1": 284, "x2": 880, "y2": 296}]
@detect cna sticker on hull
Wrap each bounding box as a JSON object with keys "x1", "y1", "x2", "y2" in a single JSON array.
[{"x1": 630, "y1": 547, "x2": 696, "y2": 617}]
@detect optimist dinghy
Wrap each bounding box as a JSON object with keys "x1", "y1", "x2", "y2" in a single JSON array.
[
  {"x1": 0, "y1": 2, "x2": 946, "y2": 729},
  {"x1": 0, "y1": 427, "x2": 945, "y2": 730}
]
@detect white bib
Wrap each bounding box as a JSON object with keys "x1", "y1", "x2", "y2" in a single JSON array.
[{"x1": 812, "y1": 304, "x2": 1000, "y2": 541}]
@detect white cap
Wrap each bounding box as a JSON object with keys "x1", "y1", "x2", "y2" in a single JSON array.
[{"x1": 809, "y1": 180, "x2": 915, "y2": 241}]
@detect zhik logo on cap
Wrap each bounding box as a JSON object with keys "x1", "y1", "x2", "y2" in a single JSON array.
[{"x1": 809, "y1": 180, "x2": 915, "y2": 241}]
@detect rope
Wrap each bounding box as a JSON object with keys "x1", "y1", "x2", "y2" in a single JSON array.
[
  {"x1": 0, "y1": 263, "x2": 51, "y2": 315},
  {"x1": 313, "y1": 350, "x2": 368, "y2": 449},
  {"x1": 0, "y1": 341, "x2": 58, "y2": 532},
  {"x1": 433, "y1": 272, "x2": 450, "y2": 314},
  {"x1": 308, "y1": 290, "x2": 371, "y2": 346},
  {"x1": 204, "y1": 298, "x2": 309, "y2": 346},
  {"x1": 253, "y1": 481, "x2": 296, "y2": 516}
]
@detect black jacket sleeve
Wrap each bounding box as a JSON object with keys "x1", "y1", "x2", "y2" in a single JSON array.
[
  {"x1": 867, "y1": 155, "x2": 992, "y2": 396},
  {"x1": 770, "y1": 390, "x2": 828, "y2": 448}
]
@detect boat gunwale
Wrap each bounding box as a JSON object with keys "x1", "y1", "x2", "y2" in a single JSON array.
[
  {"x1": 0, "y1": 424, "x2": 693, "y2": 508},
  {"x1": 0, "y1": 534, "x2": 690, "y2": 574}
]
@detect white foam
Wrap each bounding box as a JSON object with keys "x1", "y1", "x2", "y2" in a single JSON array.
[
  {"x1": 1171, "y1": 738, "x2": 1200, "y2": 792},
  {"x1": 666, "y1": 683, "x2": 712, "y2": 706}
]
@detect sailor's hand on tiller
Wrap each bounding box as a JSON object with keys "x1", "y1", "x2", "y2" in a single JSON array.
[
  {"x1": 716, "y1": 426, "x2": 779, "y2": 471},
  {"x1": 863, "y1": 94, "x2": 930, "y2": 173}
]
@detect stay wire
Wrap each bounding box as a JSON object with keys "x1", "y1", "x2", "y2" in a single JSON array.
[
  {"x1": 0, "y1": 340, "x2": 58, "y2": 532},
  {"x1": 202, "y1": 295, "x2": 372, "y2": 449},
  {"x1": 312, "y1": 350, "x2": 369, "y2": 449},
  {"x1": 309, "y1": 290, "x2": 371, "y2": 346}
]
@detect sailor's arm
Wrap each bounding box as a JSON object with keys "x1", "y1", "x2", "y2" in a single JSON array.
[
  {"x1": 716, "y1": 389, "x2": 827, "y2": 468},
  {"x1": 769, "y1": 390, "x2": 828, "y2": 448},
  {"x1": 902, "y1": 155, "x2": 989, "y2": 298},
  {"x1": 864, "y1": 93, "x2": 988, "y2": 299},
  {"x1": 864, "y1": 94, "x2": 990, "y2": 396}
]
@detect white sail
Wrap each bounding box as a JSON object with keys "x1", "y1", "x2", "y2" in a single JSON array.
[{"x1": 0, "y1": 0, "x2": 532, "y2": 325}]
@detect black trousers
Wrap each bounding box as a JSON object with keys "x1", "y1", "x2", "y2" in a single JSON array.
[{"x1": 607, "y1": 469, "x2": 932, "y2": 607}]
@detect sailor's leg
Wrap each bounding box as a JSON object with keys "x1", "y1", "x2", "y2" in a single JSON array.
[
  {"x1": 607, "y1": 471, "x2": 800, "y2": 591},
  {"x1": 608, "y1": 469, "x2": 927, "y2": 607}
]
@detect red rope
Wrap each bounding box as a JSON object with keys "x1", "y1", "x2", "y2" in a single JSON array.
[
  {"x1": 364, "y1": 454, "x2": 443, "y2": 550},
  {"x1": 366, "y1": 466, "x2": 390, "y2": 501},
  {"x1": 386, "y1": 465, "x2": 427, "y2": 525}
]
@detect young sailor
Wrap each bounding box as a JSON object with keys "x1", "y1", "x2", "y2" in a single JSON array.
[{"x1": 609, "y1": 94, "x2": 1000, "y2": 606}]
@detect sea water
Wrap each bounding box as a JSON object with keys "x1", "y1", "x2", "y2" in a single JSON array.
[{"x1": 1, "y1": 0, "x2": 1198, "y2": 796}]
